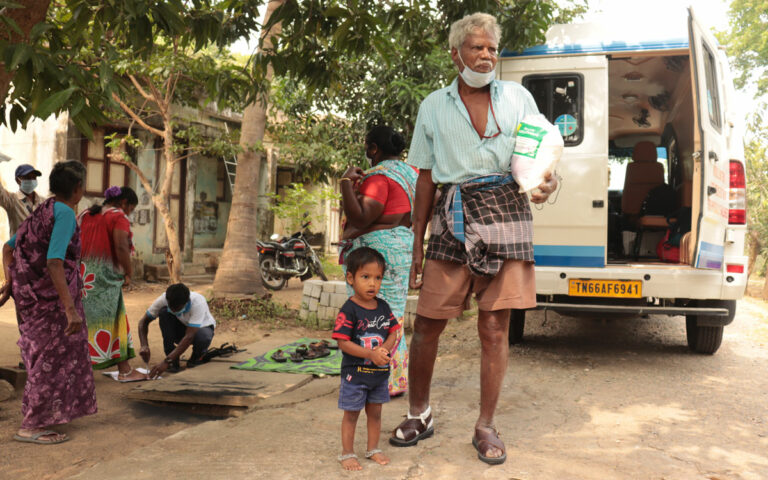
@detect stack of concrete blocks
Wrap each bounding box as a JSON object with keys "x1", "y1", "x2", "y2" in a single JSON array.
[
  {"x1": 401, "y1": 296, "x2": 419, "y2": 330},
  {"x1": 299, "y1": 280, "x2": 348, "y2": 329},
  {"x1": 299, "y1": 279, "x2": 420, "y2": 331}
]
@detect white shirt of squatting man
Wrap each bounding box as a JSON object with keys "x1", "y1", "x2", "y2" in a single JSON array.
[{"x1": 146, "y1": 292, "x2": 216, "y2": 328}]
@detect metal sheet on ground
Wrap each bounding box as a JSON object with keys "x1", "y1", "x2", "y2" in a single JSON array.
[{"x1": 125, "y1": 340, "x2": 314, "y2": 408}]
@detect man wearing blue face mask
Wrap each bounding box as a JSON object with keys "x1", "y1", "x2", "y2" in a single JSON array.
[
  {"x1": 0, "y1": 164, "x2": 44, "y2": 236},
  {"x1": 390, "y1": 13, "x2": 559, "y2": 465},
  {"x1": 137, "y1": 283, "x2": 216, "y2": 376}
]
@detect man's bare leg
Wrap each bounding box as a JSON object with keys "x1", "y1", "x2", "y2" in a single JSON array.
[
  {"x1": 475, "y1": 308, "x2": 511, "y2": 459},
  {"x1": 408, "y1": 315, "x2": 448, "y2": 415}
]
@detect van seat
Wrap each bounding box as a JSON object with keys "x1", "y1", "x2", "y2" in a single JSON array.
[
  {"x1": 621, "y1": 141, "x2": 665, "y2": 216},
  {"x1": 677, "y1": 180, "x2": 692, "y2": 208}
]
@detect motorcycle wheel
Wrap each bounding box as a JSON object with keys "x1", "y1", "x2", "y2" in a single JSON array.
[
  {"x1": 312, "y1": 256, "x2": 328, "y2": 282},
  {"x1": 259, "y1": 257, "x2": 286, "y2": 290}
]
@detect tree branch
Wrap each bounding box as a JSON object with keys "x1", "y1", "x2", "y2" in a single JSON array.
[
  {"x1": 110, "y1": 149, "x2": 153, "y2": 196},
  {"x1": 111, "y1": 92, "x2": 164, "y2": 137},
  {"x1": 127, "y1": 74, "x2": 155, "y2": 103},
  {"x1": 146, "y1": 75, "x2": 167, "y2": 116}
]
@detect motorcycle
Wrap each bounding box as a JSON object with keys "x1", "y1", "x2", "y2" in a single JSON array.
[{"x1": 256, "y1": 218, "x2": 328, "y2": 290}]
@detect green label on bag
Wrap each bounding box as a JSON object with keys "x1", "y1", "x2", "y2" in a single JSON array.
[{"x1": 514, "y1": 122, "x2": 548, "y2": 159}]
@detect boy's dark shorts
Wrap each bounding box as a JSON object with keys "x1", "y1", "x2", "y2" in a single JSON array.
[{"x1": 338, "y1": 375, "x2": 390, "y2": 411}]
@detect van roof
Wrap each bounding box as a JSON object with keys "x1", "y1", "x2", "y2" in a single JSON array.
[{"x1": 501, "y1": 22, "x2": 691, "y2": 59}]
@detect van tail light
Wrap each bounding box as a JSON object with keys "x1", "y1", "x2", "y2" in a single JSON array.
[
  {"x1": 726, "y1": 264, "x2": 744, "y2": 274},
  {"x1": 729, "y1": 160, "x2": 746, "y2": 224}
]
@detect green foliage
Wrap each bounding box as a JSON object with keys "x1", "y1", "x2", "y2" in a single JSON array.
[
  {"x1": 266, "y1": 182, "x2": 341, "y2": 233},
  {"x1": 745, "y1": 106, "x2": 768, "y2": 247},
  {"x1": 0, "y1": 0, "x2": 261, "y2": 132},
  {"x1": 319, "y1": 254, "x2": 344, "y2": 280},
  {"x1": 717, "y1": 0, "x2": 768, "y2": 91},
  {"x1": 265, "y1": 0, "x2": 586, "y2": 181},
  {"x1": 208, "y1": 297, "x2": 294, "y2": 326}
]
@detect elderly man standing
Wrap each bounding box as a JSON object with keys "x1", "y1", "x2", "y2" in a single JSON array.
[
  {"x1": 0, "y1": 164, "x2": 44, "y2": 236},
  {"x1": 389, "y1": 13, "x2": 557, "y2": 465}
]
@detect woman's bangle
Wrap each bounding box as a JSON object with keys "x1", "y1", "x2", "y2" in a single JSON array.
[{"x1": 340, "y1": 177, "x2": 352, "y2": 183}]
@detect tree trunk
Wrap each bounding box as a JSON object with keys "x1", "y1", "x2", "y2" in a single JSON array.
[
  {"x1": 746, "y1": 228, "x2": 760, "y2": 279},
  {"x1": 762, "y1": 275, "x2": 768, "y2": 301},
  {"x1": 160, "y1": 126, "x2": 183, "y2": 284},
  {"x1": 213, "y1": 0, "x2": 283, "y2": 296},
  {"x1": 0, "y1": 0, "x2": 51, "y2": 103}
]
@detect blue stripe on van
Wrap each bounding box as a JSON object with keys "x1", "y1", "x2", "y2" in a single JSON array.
[
  {"x1": 695, "y1": 241, "x2": 724, "y2": 270},
  {"x1": 501, "y1": 38, "x2": 689, "y2": 58},
  {"x1": 534, "y1": 245, "x2": 605, "y2": 267}
]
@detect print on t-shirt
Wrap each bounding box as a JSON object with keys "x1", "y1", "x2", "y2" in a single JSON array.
[{"x1": 332, "y1": 298, "x2": 400, "y2": 387}]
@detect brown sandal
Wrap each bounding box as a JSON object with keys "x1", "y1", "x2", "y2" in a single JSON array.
[
  {"x1": 389, "y1": 406, "x2": 434, "y2": 447},
  {"x1": 472, "y1": 426, "x2": 506, "y2": 465}
]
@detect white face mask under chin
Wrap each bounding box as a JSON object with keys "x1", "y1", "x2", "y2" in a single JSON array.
[{"x1": 458, "y1": 51, "x2": 496, "y2": 88}]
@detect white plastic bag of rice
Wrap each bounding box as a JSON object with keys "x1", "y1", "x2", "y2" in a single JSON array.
[{"x1": 510, "y1": 114, "x2": 563, "y2": 193}]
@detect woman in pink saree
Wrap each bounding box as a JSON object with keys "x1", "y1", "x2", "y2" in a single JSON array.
[{"x1": 0, "y1": 161, "x2": 97, "y2": 444}]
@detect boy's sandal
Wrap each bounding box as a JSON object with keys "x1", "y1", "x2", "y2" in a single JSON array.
[
  {"x1": 338, "y1": 453, "x2": 358, "y2": 462},
  {"x1": 289, "y1": 351, "x2": 304, "y2": 362},
  {"x1": 365, "y1": 449, "x2": 383, "y2": 459},
  {"x1": 295, "y1": 344, "x2": 308, "y2": 356},
  {"x1": 270, "y1": 349, "x2": 288, "y2": 363}
]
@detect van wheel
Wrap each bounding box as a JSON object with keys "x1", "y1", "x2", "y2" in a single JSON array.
[
  {"x1": 508, "y1": 309, "x2": 526, "y2": 345},
  {"x1": 685, "y1": 316, "x2": 724, "y2": 354}
]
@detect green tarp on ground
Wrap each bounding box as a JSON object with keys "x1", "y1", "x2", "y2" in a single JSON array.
[{"x1": 231, "y1": 337, "x2": 341, "y2": 375}]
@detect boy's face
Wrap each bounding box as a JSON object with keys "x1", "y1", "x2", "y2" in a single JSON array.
[{"x1": 346, "y1": 262, "x2": 384, "y2": 302}]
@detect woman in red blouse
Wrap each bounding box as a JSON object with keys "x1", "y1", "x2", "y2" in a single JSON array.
[
  {"x1": 339, "y1": 126, "x2": 419, "y2": 396},
  {"x1": 79, "y1": 186, "x2": 144, "y2": 381}
]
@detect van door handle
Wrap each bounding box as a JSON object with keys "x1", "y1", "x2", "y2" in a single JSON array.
[
  {"x1": 592, "y1": 200, "x2": 604, "y2": 208},
  {"x1": 709, "y1": 151, "x2": 719, "y2": 162},
  {"x1": 707, "y1": 186, "x2": 717, "y2": 196}
]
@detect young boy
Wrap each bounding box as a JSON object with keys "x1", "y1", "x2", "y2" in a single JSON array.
[{"x1": 333, "y1": 247, "x2": 400, "y2": 471}]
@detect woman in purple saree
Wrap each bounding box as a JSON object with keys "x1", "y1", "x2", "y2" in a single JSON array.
[{"x1": 0, "y1": 161, "x2": 96, "y2": 444}]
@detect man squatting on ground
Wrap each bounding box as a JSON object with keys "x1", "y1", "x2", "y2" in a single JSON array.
[
  {"x1": 137, "y1": 283, "x2": 216, "y2": 378},
  {"x1": 389, "y1": 13, "x2": 558, "y2": 465}
]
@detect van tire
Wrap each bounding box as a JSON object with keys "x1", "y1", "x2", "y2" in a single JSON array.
[
  {"x1": 685, "y1": 316, "x2": 723, "y2": 354},
  {"x1": 508, "y1": 309, "x2": 526, "y2": 345}
]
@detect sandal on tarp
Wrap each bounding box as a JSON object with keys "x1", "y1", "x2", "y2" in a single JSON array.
[
  {"x1": 13, "y1": 430, "x2": 69, "y2": 445},
  {"x1": 307, "y1": 342, "x2": 331, "y2": 358},
  {"x1": 389, "y1": 406, "x2": 434, "y2": 447},
  {"x1": 289, "y1": 351, "x2": 304, "y2": 363},
  {"x1": 322, "y1": 339, "x2": 338, "y2": 350},
  {"x1": 270, "y1": 349, "x2": 288, "y2": 363},
  {"x1": 472, "y1": 426, "x2": 507, "y2": 465}
]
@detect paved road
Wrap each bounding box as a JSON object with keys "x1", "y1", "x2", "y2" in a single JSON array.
[{"x1": 71, "y1": 297, "x2": 768, "y2": 480}]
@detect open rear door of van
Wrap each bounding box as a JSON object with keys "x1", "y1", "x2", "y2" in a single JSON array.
[
  {"x1": 688, "y1": 8, "x2": 730, "y2": 270},
  {"x1": 499, "y1": 55, "x2": 609, "y2": 268}
]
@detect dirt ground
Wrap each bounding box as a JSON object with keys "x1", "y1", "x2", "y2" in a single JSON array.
[
  {"x1": 0, "y1": 280, "x2": 310, "y2": 480},
  {"x1": 2, "y1": 278, "x2": 768, "y2": 479}
]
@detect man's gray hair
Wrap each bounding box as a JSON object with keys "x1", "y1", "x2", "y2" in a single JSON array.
[{"x1": 448, "y1": 13, "x2": 501, "y2": 51}]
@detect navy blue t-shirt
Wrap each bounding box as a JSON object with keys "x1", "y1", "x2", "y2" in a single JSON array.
[{"x1": 332, "y1": 298, "x2": 400, "y2": 387}]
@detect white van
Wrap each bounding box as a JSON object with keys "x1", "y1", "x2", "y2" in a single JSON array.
[{"x1": 499, "y1": 8, "x2": 747, "y2": 354}]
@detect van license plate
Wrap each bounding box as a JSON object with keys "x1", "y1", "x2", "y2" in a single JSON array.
[{"x1": 568, "y1": 279, "x2": 642, "y2": 298}]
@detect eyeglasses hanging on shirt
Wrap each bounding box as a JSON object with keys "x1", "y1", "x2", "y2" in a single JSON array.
[{"x1": 460, "y1": 90, "x2": 501, "y2": 140}]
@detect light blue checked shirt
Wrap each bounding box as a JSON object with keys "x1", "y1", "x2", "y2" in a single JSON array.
[{"x1": 407, "y1": 78, "x2": 540, "y2": 184}]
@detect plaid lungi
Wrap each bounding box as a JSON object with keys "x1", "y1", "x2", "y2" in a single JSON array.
[{"x1": 426, "y1": 175, "x2": 533, "y2": 276}]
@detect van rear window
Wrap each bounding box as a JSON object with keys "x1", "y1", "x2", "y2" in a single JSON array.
[{"x1": 523, "y1": 74, "x2": 583, "y2": 146}]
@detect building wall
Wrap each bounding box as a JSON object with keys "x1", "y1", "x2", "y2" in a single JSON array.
[
  {"x1": 193, "y1": 155, "x2": 231, "y2": 248},
  {"x1": 0, "y1": 113, "x2": 68, "y2": 243}
]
